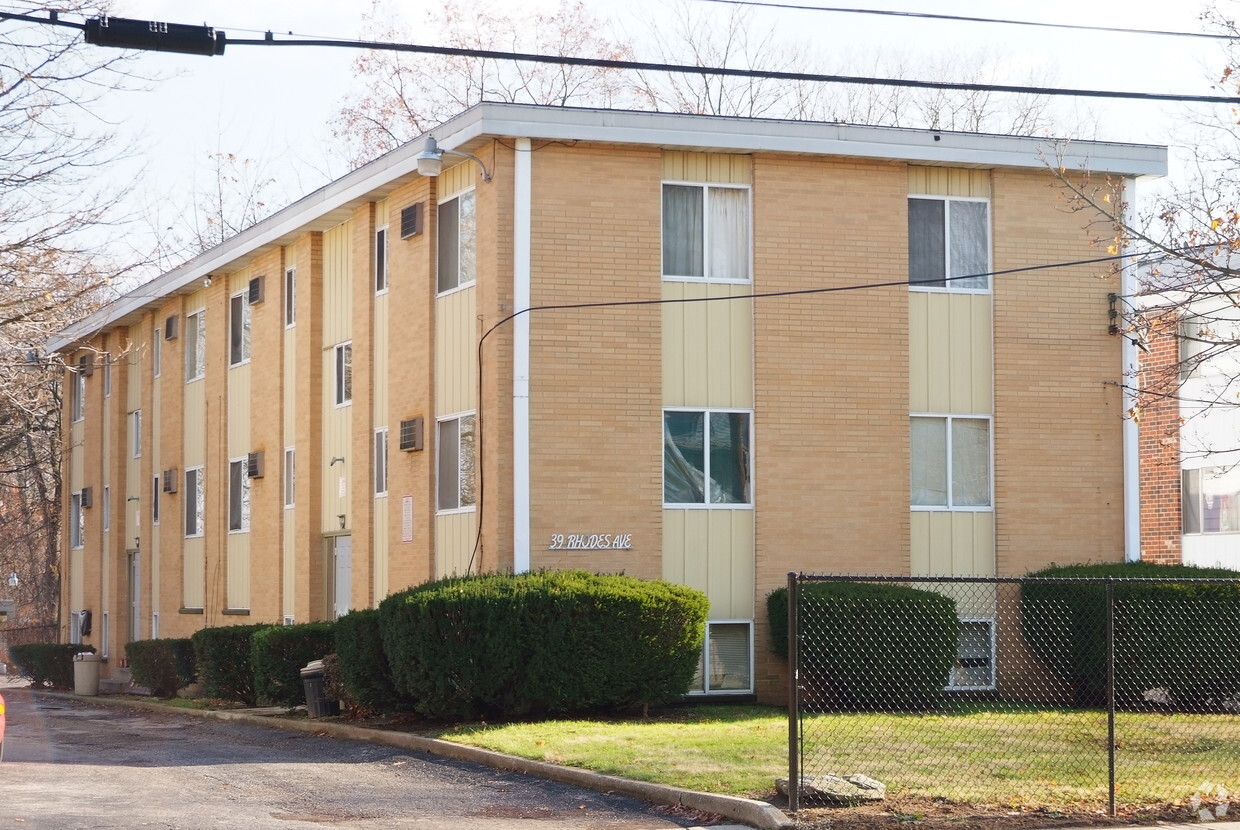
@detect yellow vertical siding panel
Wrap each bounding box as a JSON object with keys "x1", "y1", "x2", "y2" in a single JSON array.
[
  {"x1": 440, "y1": 162, "x2": 474, "y2": 199},
  {"x1": 662, "y1": 283, "x2": 753, "y2": 408},
  {"x1": 971, "y1": 295, "x2": 994, "y2": 412},
  {"x1": 723, "y1": 510, "x2": 754, "y2": 619},
  {"x1": 227, "y1": 533, "x2": 250, "y2": 610},
  {"x1": 662, "y1": 152, "x2": 750, "y2": 184},
  {"x1": 950, "y1": 512, "x2": 975, "y2": 574},
  {"x1": 948, "y1": 296, "x2": 975, "y2": 412},
  {"x1": 927, "y1": 512, "x2": 954, "y2": 575},
  {"x1": 925, "y1": 293, "x2": 951, "y2": 412},
  {"x1": 183, "y1": 538, "x2": 204, "y2": 608},
  {"x1": 183, "y1": 381, "x2": 205, "y2": 466},
  {"x1": 282, "y1": 314, "x2": 296, "y2": 621},
  {"x1": 375, "y1": 199, "x2": 389, "y2": 228},
  {"x1": 662, "y1": 510, "x2": 754, "y2": 619},
  {"x1": 373, "y1": 497, "x2": 388, "y2": 603},
  {"x1": 282, "y1": 509, "x2": 295, "y2": 619},
  {"x1": 909, "y1": 293, "x2": 930, "y2": 412},
  {"x1": 909, "y1": 167, "x2": 991, "y2": 197},
  {"x1": 435, "y1": 512, "x2": 476, "y2": 577},
  {"x1": 227, "y1": 365, "x2": 250, "y2": 450},
  {"x1": 662, "y1": 283, "x2": 687, "y2": 405},
  {"x1": 70, "y1": 548, "x2": 84, "y2": 611},
  {"x1": 374, "y1": 293, "x2": 389, "y2": 420},
  {"x1": 321, "y1": 224, "x2": 352, "y2": 534},
  {"x1": 910, "y1": 512, "x2": 931, "y2": 574},
  {"x1": 911, "y1": 293, "x2": 993, "y2": 414},
  {"x1": 434, "y1": 286, "x2": 477, "y2": 415},
  {"x1": 70, "y1": 422, "x2": 83, "y2": 489}
]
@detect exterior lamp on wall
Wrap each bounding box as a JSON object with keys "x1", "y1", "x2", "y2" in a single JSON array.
[{"x1": 415, "y1": 136, "x2": 493, "y2": 183}]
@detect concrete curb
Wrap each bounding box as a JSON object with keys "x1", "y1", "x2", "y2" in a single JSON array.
[{"x1": 39, "y1": 691, "x2": 794, "y2": 830}]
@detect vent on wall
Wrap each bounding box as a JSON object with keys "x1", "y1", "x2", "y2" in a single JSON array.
[
  {"x1": 246, "y1": 450, "x2": 264, "y2": 478},
  {"x1": 400, "y1": 202, "x2": 424, "y2": 239},
  {"x1": 399, "y1": 417, "x2": 424, "y2": 452},
  {"x1": 162, "y1": 469, "x2": 178, "y2": 493},
  {"x1": 78, "y1": 355, "x2": 94, "y2": 376},
  {"x1": 248, "y1": 276, "x2": 264, "y2": 305},
  {"x1": 164, "y1": 315, "x2": 179, "y2": 340},
  {"x1": 80, "y1": 486, "x2": 93, "y2": 508}
]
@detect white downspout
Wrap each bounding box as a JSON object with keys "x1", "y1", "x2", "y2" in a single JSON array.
[
  {"x1": 513, "y1": 137, "x2": 532, "y2": 573},
  {"x1": 1122, "y1": 176, "x2": 1142, "y2": 562}
]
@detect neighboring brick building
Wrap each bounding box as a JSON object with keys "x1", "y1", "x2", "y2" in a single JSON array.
[{"x1": 48, "y1": 103, "x2": 1166, "y2": 702}]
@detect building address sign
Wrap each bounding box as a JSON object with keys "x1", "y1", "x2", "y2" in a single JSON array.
[{"x1": 548, "y1": 533, "x2": 633, "y2": 550}]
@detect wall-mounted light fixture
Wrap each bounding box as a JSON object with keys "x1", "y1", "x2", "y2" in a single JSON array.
[
  {"x1": 415, "y1": 136, "x2": 493, "y2": 183},
  {"x1": 329, "y1": 456, "x2": 345, "y2": 466}
]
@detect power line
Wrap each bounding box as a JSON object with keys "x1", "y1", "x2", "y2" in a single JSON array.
[
  {"x1": 1, "y1": 9, "x2": 1238, "y2": 105},
  {"x1": 689, "y1": 0, "x2": 1237, "y2": 42}
]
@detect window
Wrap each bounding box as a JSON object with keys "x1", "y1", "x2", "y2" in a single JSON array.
[
  {"x1": 437, "y1": 190, "x2": 476, "y2": 294},
  {"x1": 103, "y1": 353, "x2": 111, "y2": 397},
  {"x1": 436, "y1": 413, "x2": 476, "y2": 511},
  {"x1": 284, "y1": 267, "x2": 296, "y2": 327},
  {"x1": 229, "y1": 458, "x2": 250, "y2": 532},
  {"x1": 908, "y1": 197, "x2": 990, "y2": 290},
  {"x1": 102, "y1": 485, "x2": 111, "y2": 531},
  {"x1": 283, "y1": 447, "x2": 295, "y2": 508},
  {"x1": 152, "y1": 475, "x2": 160, "y2": 525},
  {"x1": 663, "y1": 409, "x2": 752, "y2": 506},
  {"x1": 1183, "y1": 466, "x2": 1240, "y2": 534},
  {"x1": 375, "y1": 227, "x2": 388, "y2": 293},
  {"x1": 910, "y1": 416, "x2": 991, "y2": 508},
  {"x1": 690, "y1": 621, "x2": 753, "y2": 694},
  {"x1": 229, "y1": 292, "x2": 251, "y2": 366},
  {"x1": 1179, "y1": 315, "x2": 1220, "y2": 380},
  {"x1": 950, "y1": 619, "x2": 996, "y2": 690},
  {"x1": 70, "y1": 491, "x2": 84, "y2": 549},
  {"x1": 184, "y1": 466, "x2": 204, "y2": 537},
  {"x1": 152, "y1": 328, "x2": 162, "y2": 378},
  {"x1": 334, "y1": 342, "x2": 353, "y2": 406},
  {"x1": 374, "y1": 428, "x2": 388, "y2": 497},
  {"x1": 131, "y1": 410, "x2": 142, "y2": 458},
  {"x1": 662, "y1": 183, "x2": 751, "y2": 282},
  {"x1": 70, "y1": 366, "x2": 85, "y2": 422},
  {"x1": 185, "y1": 310, "x2": 205, "y2": 382}
]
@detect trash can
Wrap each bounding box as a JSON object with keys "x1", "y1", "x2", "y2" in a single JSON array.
[
  {"x1": 73, "y1": 652, "x2": 100, "y2": 696},
  {"x1": 300, "y1": 659, "x2": 339, "y2": 718}
]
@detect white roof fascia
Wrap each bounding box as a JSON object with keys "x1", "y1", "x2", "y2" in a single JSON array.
[{"x1": 48, "y1": 102, "x2": 1167, "y2": 353}]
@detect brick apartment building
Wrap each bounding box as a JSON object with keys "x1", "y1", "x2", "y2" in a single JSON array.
[{"x1": 47, "y1": 103, "x2": 1166, "y2": 702}]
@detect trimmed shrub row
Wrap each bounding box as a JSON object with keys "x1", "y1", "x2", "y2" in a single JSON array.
[
  {"x1": 10, "y1": 643, "x2": 96, "y2": 690},
  {"x1": 767, "y1": 581, "x2": 958, "y2": 710},
  {"x1": 252, "y1": 622, "x2": 337, "y2": 707},
  {"x1": 125, "y1": 638, "x2": 196, "y2": 698},
  {"x1": 191, "y1": 623, "x2": 271, "y2": 705}
]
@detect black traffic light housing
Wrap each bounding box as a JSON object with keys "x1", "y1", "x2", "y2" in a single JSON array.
[{"x1": 84, "y1": 16, "x2": 225, "y2": 56}]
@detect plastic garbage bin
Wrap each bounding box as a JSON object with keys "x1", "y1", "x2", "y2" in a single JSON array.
[
  {"x1": 300, "y1": 659, "x2": 339, "y2": 718},
  {"x1": 73, "y1": 652, "x2": 100, "y2": 696}
]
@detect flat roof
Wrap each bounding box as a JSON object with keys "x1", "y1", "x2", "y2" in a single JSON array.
[{"x1": 48, "y1": 102, "x2": 1167, "y2": 353}]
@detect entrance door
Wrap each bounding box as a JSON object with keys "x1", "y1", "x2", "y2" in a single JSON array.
[
  {"x1": 332, "y1": 536, "x2": 352, "y2": 619},
  {"x1": 127, "y1": 551, "x2": 140, "y2": 642}
]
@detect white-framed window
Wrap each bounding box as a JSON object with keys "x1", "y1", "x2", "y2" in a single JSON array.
[
  {"x1": 152, "y1": 474, "x2": 160, "y2": 525},
  {"x1": 228, "y1": 457, "x2": 251, "y2": 532},
  {"x1": 375, "y1": 227, "x2": 388, "y2": 293},
  {"x1": 284, "y1": 266, "x2": 297, "y2": 328},
  {"x1": 69, "y1": 610, "x2": 82, "y2": 644},
  {"x1": 374, "y1": 427, "x2": 389, "y2": 497},
  {"x1": 662, "y1": 182, "x2": 751, "y2": 282},
  {"x1": 70, "y1": 365, "x2": 85, "y2": 423},
  {"x1": 334, "y1": 342, "x2": 353, "y2": 406},
  {"x1": 283, "y1": 446, "x2": 295, "y2": 508},
  {"x1": 436, "y1": 413, "x2": 476, "y2": 512},
  {"x1": 151, "y1": 611, "x2": 160, "y2": 639},
  {"x1": 100, "y1": 611, "x2": 110, "y2": 659},
  {"x1": 152, "y1": 328, "x2": 162, "y2": 378},
  {"x1": 130, "y1": 410, "x2": 142, "y2": 458},
  {"x1": 910, "y1": 415, "x2": 992, "y2": 509},
  {"x1": 184, "y1": 466, "x2": 204, "y2": 538},
  {"x1": 70, "y1": 491, "x2": 84, "y2": 549},
  {"x1": 949, "y1": 619, "x2": 996, "y2": 690},
  {"x1": 229, "y1": 292, "x2": 251, "y2": 366},
  {"x1": 1182, "y1": 465, "x2": 1240, "y2": 534},
  {"x1": 908, "y1": 196, "x2": 990, "y2": 291},
  {"x1": 102, "y1": 353, "x2": 111, "y2": 397},
  {"x1": 437, "y1": 190, "x2": 476, "y2": 294},
  {"x1": 102, "y1": 485, "x2": 111, "y2": 532},
  {"x1": 185, "y1": 310, "x2": 206, "y2": 382},
  {"x1": 690, "y1": 621, "x2": 753, "y2": 695},
  {"x1": 663, "y1": 409, "x2": 752, "y2": 507}
]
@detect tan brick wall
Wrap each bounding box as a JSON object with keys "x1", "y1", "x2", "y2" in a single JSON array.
[
  {"x1": 1137, "y1": 311, "x2": 1182, "y2": 564},
  {"x1": 991, "y1": 168, "x2": 1126, "y2": 573}
]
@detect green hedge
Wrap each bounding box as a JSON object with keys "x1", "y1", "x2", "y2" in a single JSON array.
[
  {"x1": 767, "y1": 581, "x2": 958, "y2": 710},
  {"x1": 11, "y1": 643, "x2": 96, "y2": 690},
  {"x1": 1021, "y1": 561, "x2": 1240, "y2": 708},
  {"x1": 379, "y1": 570, "x2": 708, "y2": 720},
  {"x1": 191, "y1": 624, "x2": 272, "y2": 705},
  {"x1": 125, "y1": 638, "x2": 197, "y2": 698},
  {"x1": 252, "y1": 622, "x2": 337, "y2": 707},
  {"x1": 334, "y1": 608, "x2": 411, "y2": 714}
]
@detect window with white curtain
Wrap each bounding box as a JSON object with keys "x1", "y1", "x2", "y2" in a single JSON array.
[
  {"x1": 908, "y1": 197, "x2": 990, "y2": 290},
  {"x1": 437, "y1": 190, "x2": 476, "y2": 294},
  {"x1": 690, "y1": 621, "x2": 753, "y2": 694},
  {"x1": 664, "y1": 409, "x2": 752, "y2": 506},
  {"x1": 436, "y1": 413, "x2": 476, "y2": 512},
  {"x1": 662, "y1": 183, "x2": 751, "y2": 282},
  {"x1": 1182, "y1": 466, "x2": 1240, "y2": 534},
  {"x1": 911, "y1": 415, "x2": 991, "y2": 508}
]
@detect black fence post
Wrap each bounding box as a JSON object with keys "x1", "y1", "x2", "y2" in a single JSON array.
[
  {"x1": 1106, "y1": 578, "x2": 1116, "y2": 817},
  {"x1": 787, "y1": 571, "x2": 800, "y2": 814}
]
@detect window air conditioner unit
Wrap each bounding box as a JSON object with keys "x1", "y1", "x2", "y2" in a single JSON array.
[
  {"x1": 162, "y1": 469, "x2": 177, "y2": 493},
  {"x1": 246, "y1": 451, "x2": 264, "y2": 478},
  {"x1": 399, "y1": 417, "x2": 424, "y2": 452},
  {"x1": 164, "y1": 315, "x2": 179, "y2": 340},
  {"x1": 79, "y1": 356, "x2": 94, "y2": 376},
  {"x1": 80, "y1": 486, "x2": 93, "y2": 508},
  {"x1": 248, "y1": 276, "x2": 264, "y2": 305}
]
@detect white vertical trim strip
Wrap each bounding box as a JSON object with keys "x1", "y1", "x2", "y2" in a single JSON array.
[
  {"x1": 513, "y1": 137, "x2": 532, "y2": 574},
  {"x1": 1122, "y1": 177, "x2": 1142, "y2": 562}
]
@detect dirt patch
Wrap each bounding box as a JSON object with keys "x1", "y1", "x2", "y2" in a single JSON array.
[{"x1": 787, "y1": 797, "x2": 1195, "y2": 830}]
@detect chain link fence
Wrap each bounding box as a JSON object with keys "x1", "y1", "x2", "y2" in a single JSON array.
[{"x1": 786, "y1": 574, "x2": 1240, "y2": 815}]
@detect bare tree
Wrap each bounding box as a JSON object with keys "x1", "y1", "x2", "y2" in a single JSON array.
[{"x1": 0, "y1": 4, "x2": 144, "y2": 627}]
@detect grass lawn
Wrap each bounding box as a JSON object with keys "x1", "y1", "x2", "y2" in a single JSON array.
[{"x1": 425, "y1": 703, "x2": 1240, "y2": 809}]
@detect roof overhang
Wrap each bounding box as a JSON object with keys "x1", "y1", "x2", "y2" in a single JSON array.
[{"x1": 48, "y1": 102, "x2": 1167, "y2": 354}]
